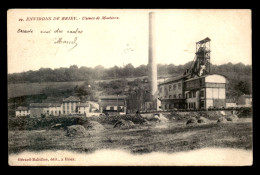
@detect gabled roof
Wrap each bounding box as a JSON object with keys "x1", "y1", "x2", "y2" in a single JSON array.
[
  {"x1": 63, "y1": 96, "x2": 80, "y2": 102},
  {"x1": 16, "y1": 106, "x2": 28, "y2": 111}
]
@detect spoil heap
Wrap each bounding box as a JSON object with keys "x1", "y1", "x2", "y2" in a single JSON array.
[
  {"x1": 82, "y1": 121, "x2": 105, "y2": 131},
  {"x1": 226, "y1": 114, "x2": 238, "y2": 122},
  {"x1": 197, "y1": 116, "x2": 209, "y2": 123},
  {"x1": 66, "y1": 125, "x2": 89, "y2": 137},
  {"x1": 186, "y1": 117, "x2": 198, "y2": 125},
  {"x1": 217, "y1": 116, "x2": 228, "y2": 123},
  {"x1": 113, "y1": 119, "x2": 135, "y2": 129}
]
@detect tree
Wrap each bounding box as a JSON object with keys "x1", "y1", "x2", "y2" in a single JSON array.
[{"x1": 235, "y1": 81, "x2": 251, "y2": 95}]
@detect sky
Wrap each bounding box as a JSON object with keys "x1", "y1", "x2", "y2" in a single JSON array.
[{"x1": 7, "y1": 9, "x2": 252, "y2": 74}]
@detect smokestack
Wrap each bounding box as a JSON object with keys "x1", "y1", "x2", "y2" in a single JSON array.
[{"x1": 148, "y1": 12, "x2": 157, "y2": 99}]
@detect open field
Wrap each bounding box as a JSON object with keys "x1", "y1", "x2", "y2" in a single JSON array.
[{"x1": 8, "y1": 117, "x2": 252, "y2": 155}]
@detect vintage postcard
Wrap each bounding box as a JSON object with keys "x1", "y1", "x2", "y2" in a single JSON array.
[{"x1": 7, "y1": 9, "x2": 252, "y2": 166}]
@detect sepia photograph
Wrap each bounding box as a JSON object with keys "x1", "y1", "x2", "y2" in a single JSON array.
[{"x1": 7, "y1": 9, "x2": 252, "y2": 166}]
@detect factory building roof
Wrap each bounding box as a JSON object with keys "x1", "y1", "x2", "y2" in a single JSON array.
[
  {"x1": 159, "y1": 75, "x2": 186, "y2": 86},
  {"x1": 159, "y1": 73, "x2": 227, "y2": 86}
]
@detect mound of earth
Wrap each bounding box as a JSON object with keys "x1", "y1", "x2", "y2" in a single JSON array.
[
  {"x1": 113, "y1": 119, "x2": 135, "y2": 129},
  {"x1": 186, "y1": 117, "x2": 198, "y2": 125},
  {"x1": 82, "y1": 121, "x2": 105, "y2": 131},
  {"x1": 66, "y1": 125, "x2": 89, "y2": 137},
  {"x1": 217, "y1": 116, "x2": 228, "y2": 123},
  {"x1": 197, "y1": 116, "x2": 210, "y2": 123},
  {"x1": 226, "y1": 115, "x2": 238, "y2": 122}
]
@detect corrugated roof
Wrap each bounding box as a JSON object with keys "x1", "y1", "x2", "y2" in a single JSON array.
[
  {"x1": 63, "y1": 96, "x2": 80, "y2": 102},
  {"x1": 16, "y1": 106, "x2": 28, "y2": 111}
]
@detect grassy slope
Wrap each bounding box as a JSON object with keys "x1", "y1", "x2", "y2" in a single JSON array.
[
  {"x1": 8, "y1": 81, "x2": 85, "y2": 99},
  {"x1": 7, "y1": 75, "x2": 166, "y2": 99},
  {"x1": 8, "y1": 119, "x2": 252, "y2": 154}
]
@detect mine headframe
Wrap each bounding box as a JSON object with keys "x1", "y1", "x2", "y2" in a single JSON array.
[{"x1": 184, "y1": 37, "x2": 211, "y2": 79}]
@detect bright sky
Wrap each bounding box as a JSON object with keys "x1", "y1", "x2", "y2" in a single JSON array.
[{"x1": 8, "y1": 9, "x2": 251, "y2": 74}]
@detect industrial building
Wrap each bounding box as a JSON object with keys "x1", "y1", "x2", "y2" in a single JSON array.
[
  {"x1": 158, "y1": 74, "x2": 226, "y2": 110},
  {"x1": 99, "y1": 95, "x2": 127, "y2": 114},
  {"x1": 157, "y1": 37, "x2": 227, "y2": 110},
  {"x1": 143, "y1": 12, "x2": 227, "y2": 110},
  {"x1": 144, "y1": 13, "x2": 227, "y2": 111}
]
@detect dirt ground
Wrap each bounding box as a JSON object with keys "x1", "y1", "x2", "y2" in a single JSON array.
[{"x1": 8, "y1": 118, "x2": 252, "y2": 155}]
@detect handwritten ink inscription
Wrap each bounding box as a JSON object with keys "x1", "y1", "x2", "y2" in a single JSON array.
[
  {"x1": 17, "y1": 27, "x2": 83, "y2": 52},
  {"x1": 54, "y1": 37, "x2": 78, "y2": 52},
  {"x1": 52, "y1": 28, "x2": 83, "y2": 51},
  {"x1": 16, "y1": 15, "x2": 120, "y2": 52}
]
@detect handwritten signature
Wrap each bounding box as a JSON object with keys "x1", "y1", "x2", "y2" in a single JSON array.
[{"x1": 54, "y1": 37, "x2": 78, "y2": 52}]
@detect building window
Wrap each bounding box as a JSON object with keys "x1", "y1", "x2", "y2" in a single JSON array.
[
  {"x1": 179, "y1": 94, "x2": 182, "y2": 99},
  {"x1": 110, "y1": 106, "x2": 114, "y2": 110},
  {"x1": 200, "y1": 101, "x2": 204, "y2": 108},
  {"x1": 173, "y1": 84, "x2": 176, "y2": 90},
  {"x1": 165, "y1": 105, "x2": 167, "y2": 109},
  {"x1": 189, "y1": 92, "x2": 192, "y2": 98},
  {"x1": 200, "y1": 90, "x2": 205, "y2": 97},
  {"x1": 178, "y1": 83, "x2": 181, "y2": 89},
  {"x1": 169, "y1": 95, "x2": 172, "y2": 99},
  {"x1": 173, "y1": 94, "x2": 176, "y2": 99},
  {"x1": 193, "y1": 91, "x2": 196, "y2": 98},
  {"x1": 169, "y1": 85, "x2": 172, "y2": 91},
  {"x1": 164, "y1": 86, "x2": 167, "y2": 93}
]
